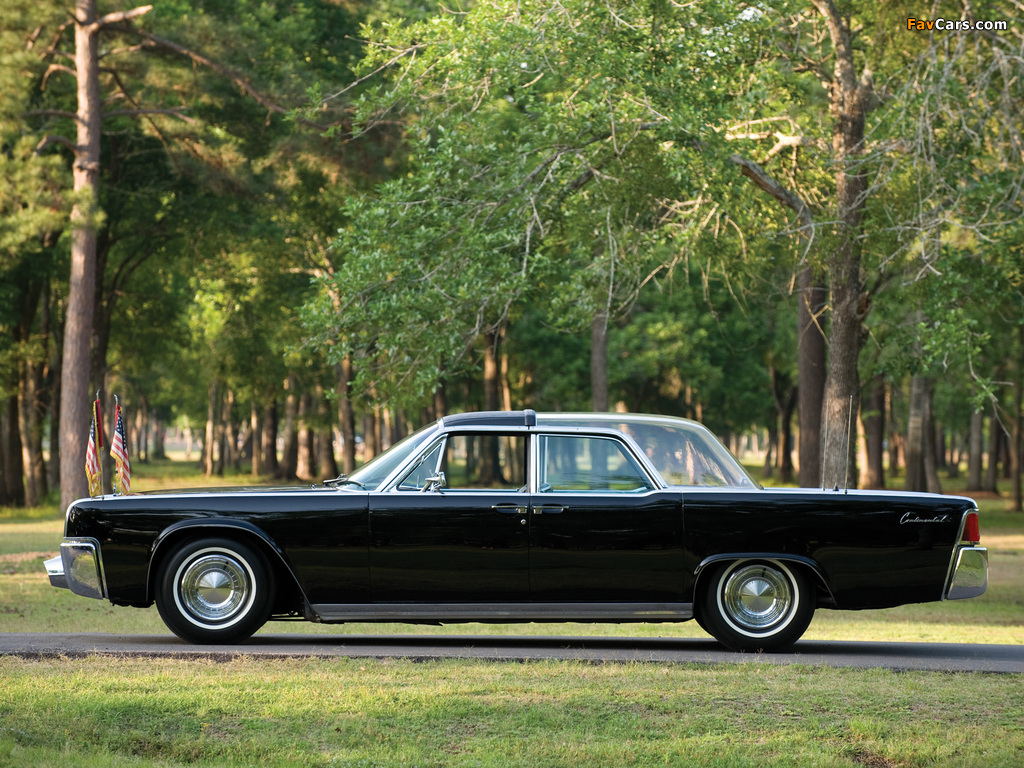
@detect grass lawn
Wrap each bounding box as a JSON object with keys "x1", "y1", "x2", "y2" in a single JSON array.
[{"x1": 1, "y1": 460, "x2": 1022, "y2": 766}]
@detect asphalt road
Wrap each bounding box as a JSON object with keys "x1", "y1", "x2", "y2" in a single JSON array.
[{"x1": 2, "y1": 633, "x2": 1022, "y2": 672}]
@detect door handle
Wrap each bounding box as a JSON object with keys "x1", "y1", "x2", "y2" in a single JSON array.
[
  {"x1": 533, "y1": 505, "x2": 566, "y2": 515},
  {"x1": 491, "y1": 504, "x2": 528, "y2": 515}
]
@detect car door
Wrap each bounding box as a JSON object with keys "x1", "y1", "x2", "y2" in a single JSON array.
[
  {"x1": 368, "y1": 431, "x2": 531, "y2": 602},
  {"x1": 529, "y1": 432, "x2": 686, "y2": 602}
]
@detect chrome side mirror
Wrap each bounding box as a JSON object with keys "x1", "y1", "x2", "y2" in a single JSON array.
[{"x1": 421, "y1": 471, "x2": 446, "y2": 493}]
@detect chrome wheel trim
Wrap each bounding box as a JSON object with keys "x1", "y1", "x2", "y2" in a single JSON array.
[
  {"x1": 173, "y1": 548, "x2": 257, "y2": 629},
  {"x1": 717, "y1": 560, "x2": 798, "y2": 638}
]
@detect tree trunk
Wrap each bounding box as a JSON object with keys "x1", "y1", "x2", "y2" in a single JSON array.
[
  {"x1": 202, "y1": 380, "x2": 218, "y2": 477},
  {"x1": 1013, "y1": 325, "x2": 1023, "y2": 512},
  {"x1": 2, "y1": 397, "x2": 26, "y2": 506},
  {"x1": 221, "y1": 388, "x2": 238, "y2": 471},
  {"x1": 363, "y1": 411, "x2": 379, "y2": 463},
  {"x1": 151, "y1": 418, "x2": 166, "y2": 460},
  {"x1": 924, "y1": 391, "x2": 942, "y2": 494},
  {"x1": 966, "y1": 409, "x2": 984, "y2": 492},
  {"x1": 434, "y1": 383, "x2": 448, "y2": 421},
  {"x1": 296, "y1": 391, "x2": 314, "y2": 480},
  {"x1": 770, "y1": 365, "x2": 796, "y2": 484},
  {"x1": 281, "y1": 374, "x2": 299, "y2": 480},
  {"x1": 19, "y1": 355, "x2": 48, "y2": 507},
  {"x1": 888, "y1": 386, "x2": 902, "y2": 478},
  {"x1": 905, "y1": 375, "x2": 941, "y2": 493},
  {"x1": 763, "y1": 425, "x2": 776, "y2": 479},
  {"x1": 798, "y1": 267, "x2": 827, "y2": 487},
  {"x1": 134, "y1": 396, "x2": 149, "y2": 463},
  {"x1": 47, "y1": 329, "x2": 61, "y2": 490},
  {"x1": 983, "y1": 403, "x2": 1000, "y2": 494},
  {"x1": 336, "y1": 356, "x2": 356, "y2": 474},
  {"x1": 484, "y1": 331, "x2": 501, "y2": 412},
  {"x1": 905, "y1": 375, "x2": 927, "y2": 492},
  {"x1": 814, "y1": 0, "x2": 872, "y2": 491},
  {"x1": 59, "y1": 0, "x2": 104, "y2": 510},
  {"x1": 250, "y1": 396, "x2": 262, "y2": 477},
  {"x1": 262, "y1": 399, "x2": 279, "y2": 476},
  {"x1": 862, "y1": 374, "x2": 886, "y2": 489},
  {"x1": 591, "y1": 313, "x2": 609, "y2": 412},
  {"x1": 479, "y1": 332, "x2": 502, "y2": 484}
]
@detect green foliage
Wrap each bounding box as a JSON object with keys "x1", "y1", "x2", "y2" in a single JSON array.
[{"x1": 305, "y1": 0, "x2": 771, "y2": 407}]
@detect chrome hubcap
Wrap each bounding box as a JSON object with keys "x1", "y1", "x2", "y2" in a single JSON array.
[
  {"x1": 721, "y1": 563, "x2": 793, "y2": 632},
  {"x1": 178, "y1": 553, "x2": 251, "y2": 623}
]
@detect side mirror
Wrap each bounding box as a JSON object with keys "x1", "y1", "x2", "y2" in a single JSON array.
[{"x1": 421, "y1": 471, "x2": 447, "y2": 493}]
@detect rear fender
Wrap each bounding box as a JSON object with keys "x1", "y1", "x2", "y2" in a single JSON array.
[{"x1": 694, "y1": 553, "x2": 836, "y2": 607}]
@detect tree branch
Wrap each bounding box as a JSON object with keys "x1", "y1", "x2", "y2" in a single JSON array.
[
  {"x1": 103, "y1": 108, "x2": 197, "y2": 124},
  {"x1": 25, "y1": 108, "x2": 82, "y2": 123},
  {"x1": 106, "y1": 25, "x2": 327, "y2": 128},
  {"x1": 729, "y1": 153, "x2": 814, "y2": 232},
  {"x1": 35, "y1": 134, "x2": 79, "y2": 154},
  {"x1": 86, "y1": 6, "x2": 153, "y2": 33}
]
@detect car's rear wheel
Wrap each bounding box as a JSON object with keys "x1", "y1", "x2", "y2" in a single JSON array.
[
  {"x1": 156, "y1": 537, "x2": 274, "y2": 644},
  {"x1": 698, "y1": 558, "x2": 814, "y2": 652}
]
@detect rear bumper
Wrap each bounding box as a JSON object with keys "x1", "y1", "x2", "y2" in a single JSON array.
[
  {"x1": 44, "y1": 538, "x2": 106, "y2": 600},
  {"x1": 945, "y1": 545, "x2": 988, "y2": 600}
]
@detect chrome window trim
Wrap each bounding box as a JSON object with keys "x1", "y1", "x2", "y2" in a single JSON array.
[
  {"x1": 531, "y1": 427, "x2": 665, "y2": 493},
  {"x1": 384, "y1": 428, "x2": 530, "y2": 493}
]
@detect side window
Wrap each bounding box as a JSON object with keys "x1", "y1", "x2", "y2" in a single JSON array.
[
  {"x1": 397, "y1": 440, "x2": 444, "y2": 491},
  {"x1": 441, "y1": 433, "x2": 526, "y2": 491},
  {"x1": 539, "y1": 435, "x2": 653, "y2": 493}
]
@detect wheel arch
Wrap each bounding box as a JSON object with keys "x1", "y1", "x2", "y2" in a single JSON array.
[
  {"x1": 694, "y1": 553, "x2": 836, "y2": 607},
  {"x1": 148, "y1": 520, "x2": 307, "y2": 613}
]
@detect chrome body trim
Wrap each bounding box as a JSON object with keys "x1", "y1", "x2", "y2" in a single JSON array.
[
  {"x1": 58, "y1": 538, "x2": 106, "y2": 600},
  {"x1": 942, "y1": 509, "x2": 988, "y2": 601},
  {"x1": 44, "y1": 555, "x2": 67, "y2": 590},
  {"x1": 945, "y1": 546, "x2": 988, "y2": 600},
  {"x1": 309, "y1": 602, "x2": 694, "y2": 624}
]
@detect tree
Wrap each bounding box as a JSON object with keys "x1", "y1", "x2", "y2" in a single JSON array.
[
  {"x1": 12, "y1": 0, "x2": 356, "y2": 506},
  {"x1": 304, "y1": 0, "x2": 764, "y2": 410}
]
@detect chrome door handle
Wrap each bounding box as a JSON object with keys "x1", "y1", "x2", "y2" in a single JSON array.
[
  {"x1": 491, "y1": 504, "x2": 528, "y2": 515},
  {"x1": 533, "y1": 505, "x2": 566, "y2": 515}
]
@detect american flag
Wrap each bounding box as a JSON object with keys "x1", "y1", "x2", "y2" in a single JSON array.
[
  {"x1": 110, "y1": 398, "x2": 131, "y2": 495},
  {"x1": 85, "y1": 397, "x2": 102, "y2": 497}
]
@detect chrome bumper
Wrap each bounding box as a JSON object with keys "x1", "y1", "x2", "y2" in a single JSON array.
[
  {"x1": 44, "y1": 539, "x2": 106, "y2": 600},
  {"x1": 945, "y1": 545, "x2": 988, "y2": 600}
]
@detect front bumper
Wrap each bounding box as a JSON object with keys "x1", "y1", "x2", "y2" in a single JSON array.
[
  {"x1": 945, "y1": 545, "x2": 988, "y2": 600},
  {"x1": 44, "y1": 538, "x2": 106, "y2": 600}
]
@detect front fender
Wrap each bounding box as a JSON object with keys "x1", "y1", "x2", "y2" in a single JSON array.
[{"x1": 147, "y1": 519, "x2": 304, "y2": 606}]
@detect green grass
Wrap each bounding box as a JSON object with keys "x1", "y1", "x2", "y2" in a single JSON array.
[{"x1": 1, "y1": 656, "x2": 1023, "y2": 768}]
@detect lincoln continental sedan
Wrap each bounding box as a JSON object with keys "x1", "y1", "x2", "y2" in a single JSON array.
[{"x1": 46, "y1": 410, "x2": 988, "y2": 651}]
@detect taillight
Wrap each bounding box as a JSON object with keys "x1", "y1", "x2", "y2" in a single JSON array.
[{"x1": 962, "y1": 511, "x2": 980, "y2": 543}]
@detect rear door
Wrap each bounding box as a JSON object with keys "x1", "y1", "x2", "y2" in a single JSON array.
[{"x1": 528, "y1": 433, "x2": 685, "y2": 602}]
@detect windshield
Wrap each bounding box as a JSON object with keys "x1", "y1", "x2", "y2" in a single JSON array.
[
  {"x1": 346, "y1": 422, "x2": 440, "y2": 491},
  {"x1": 537, "y1": 414, "x2": 756, "y2": 488}
]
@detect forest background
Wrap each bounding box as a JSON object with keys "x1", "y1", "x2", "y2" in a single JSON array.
[{"x1": 1, "y1": 0, "x2": 1022, "y2": 513}]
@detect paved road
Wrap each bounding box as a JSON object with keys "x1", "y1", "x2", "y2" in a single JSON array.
[{"x1": 2, "y1": 633, "x2": 1022, "y2": 672}]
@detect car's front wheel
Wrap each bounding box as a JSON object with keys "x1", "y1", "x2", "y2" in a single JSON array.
[
  {"x1": 156, "y1": 537, "x2": 274, "y2": 644},
  {"x1": 698, "y1": 558, "x2": 814, "y2": 652}
]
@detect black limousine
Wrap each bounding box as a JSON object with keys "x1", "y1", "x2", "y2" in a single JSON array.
[{"x1": 47, "y1": 410, "x2": 988, "y2": 651}]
